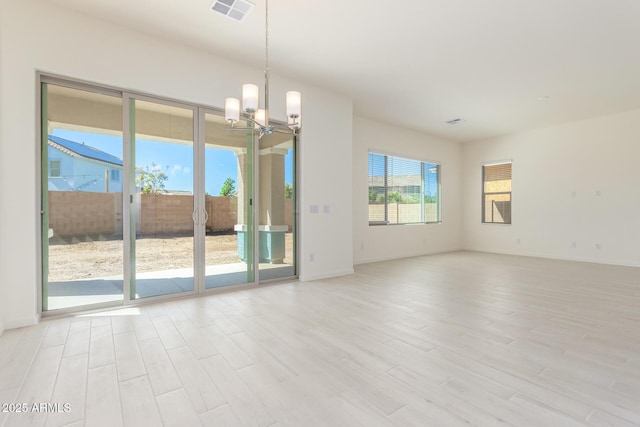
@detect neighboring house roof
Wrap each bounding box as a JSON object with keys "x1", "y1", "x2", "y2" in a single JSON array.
[{"x1": 48, "y1": 135, "x2": 123, "y2": 167}]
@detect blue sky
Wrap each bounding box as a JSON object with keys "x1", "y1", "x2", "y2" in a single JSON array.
[{"x1": 52, "y1": 129, "x2": 293, "y2": 194}]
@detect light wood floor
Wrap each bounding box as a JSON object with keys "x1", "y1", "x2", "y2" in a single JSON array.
[{"x1": 1, "y1": 251, "x2": 639, "y2": 426}]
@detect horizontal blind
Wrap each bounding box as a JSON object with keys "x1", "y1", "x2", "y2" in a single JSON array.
[
  {"x1": 369, "y1": 152, "x2": 441, "y2": 225},
  {"x1": 368, "y1": 153, "x2": 386, "y2": 223},
  {"x1": 483, "y1": 163, "x2": 512, "y2": 193},
  {"x1": 387, "y1": 155, "x2": 422, "y2": 224},
  {"x1": 483, "y1": 162, "x2": 512, "y2": 224}
]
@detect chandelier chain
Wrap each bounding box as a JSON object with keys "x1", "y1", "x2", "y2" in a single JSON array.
[{"x1": 264, "y1": 0, "x2": 270, "y2": 114}]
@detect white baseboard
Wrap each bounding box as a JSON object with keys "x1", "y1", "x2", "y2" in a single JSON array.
[
  {"x1": 465, "y1": 247, "x2": 640, "y2": 268},
  {"x1": 3, "y1": 315, "x2": 40, "y2": 331},
  {"x1": 300, "y1": 268, "x2": 355, "y2": 282},
  {"x1": 354, "y1": 247, "x2": 462, "y2": 266}
]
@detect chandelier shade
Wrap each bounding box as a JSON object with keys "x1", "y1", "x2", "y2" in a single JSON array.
[
  {"x1": 242, "y1": 84, "x2": 259, "y2": 113},
  {"x1": 286, "y1": 91, "x2": 301, "y2": 118},
  {"x1": 254, "y1": 109, "x2": 267, "y2": 128},
  {"x1": 224, "y1": 98, "x2": 240, "y2": 123}
]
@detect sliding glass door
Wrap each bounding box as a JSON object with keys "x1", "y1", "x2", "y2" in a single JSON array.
[
  {"x1": 41, "y1": 82, "x2": 125, "y2": 311},
  {"x1": 257, "y1": 132, "x2": 297, "y2": 280},
  {"x1": 41, "y1": 78, "x2": 297, "y2": 314},
  {"x1": 130, "y1": 97, "x2": 196, "y2": 299},
  {"x1": 202, "y1": 111, "x2": 255, "y2": 289}
]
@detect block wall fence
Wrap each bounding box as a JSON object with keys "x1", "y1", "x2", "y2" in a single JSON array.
[{"x1": 48, "y1": 192, "x2": 294, "y2": 238}]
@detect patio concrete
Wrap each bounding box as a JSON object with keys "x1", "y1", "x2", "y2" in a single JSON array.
[{"x1": 47, "y1": 262, "x2": 295, "y2": 310}]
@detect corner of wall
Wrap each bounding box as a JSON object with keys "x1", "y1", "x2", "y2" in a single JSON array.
[
  {"x1": 460, "y1": 108, "x2": 640, "y2": 264},
  {"x1": 299, "y1": 267, "x2": 355, "y2": 282},
  {"x1": 2, "y1": 315, "x2": 39, "y2": 331},
  {"x1": 352, "y1": 116, "x2": 463, "y2": 263}
]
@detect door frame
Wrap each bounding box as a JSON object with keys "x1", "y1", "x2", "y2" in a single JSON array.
[
  {"x1": 37, "y1": 74, "x2": 298, "y2": 317},
  {"x1": 124, "y1": 92, "x2": 200, "y2": 302},
  {"x1": 38, "y1": 75, "x2": 125, "y2": 316},
  {"x1": 198, "y1": 107, "x2": 264, "y2": 294}
]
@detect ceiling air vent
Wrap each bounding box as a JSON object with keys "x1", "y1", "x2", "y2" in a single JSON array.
[
  {"x1": 211, "y1": 0, "x2": 254, "y2": 22},
  {"x1": 446, "y1": 118, "x2": 465, "y2": 125}
]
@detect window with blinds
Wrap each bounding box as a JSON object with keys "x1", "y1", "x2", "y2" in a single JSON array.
[
  {"x1": 482, "y1": 162, "x2": 512, "y2": 224},
  {"x1": 368, "y1": 152, "x2": 440, "y2": 225}
]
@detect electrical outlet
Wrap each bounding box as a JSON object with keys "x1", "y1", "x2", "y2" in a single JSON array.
[
  {"x1": 595, "y1": 243, "x2": 601, "y2": 250},
  {"x1": 571, "y1": 241, "x2": 576, "y2": 248},
  {"x1": 309, "y1": 253, "x2": 315, "y2": 262},
  {"x1": 516, "y1": 238, "x2": 521, "y2": 244}
]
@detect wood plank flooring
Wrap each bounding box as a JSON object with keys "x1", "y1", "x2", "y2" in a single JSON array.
[{"x1": 1, "y1": 251, "x2": 639, "y2": 426}]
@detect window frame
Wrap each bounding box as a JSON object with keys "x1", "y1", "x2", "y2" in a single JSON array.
[
  {"x1": 481, "y1": 160, "x2": 512, "y2": 225},
  {"x1": 368, "y1": 151, "x2": 441, "y2": 226}
]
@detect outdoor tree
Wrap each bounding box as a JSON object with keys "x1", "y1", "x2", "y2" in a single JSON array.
[
  {"x1": 387, "y1": 191, "x2": 403, "y2": 203},
  {"x1": 285, "y1": 183, "x2": 294, "y2": 199},
  {"x1": 220, "y1": 177, "x2": 236, "y2": 197},
  {"x1": 424, "y1": 195, "x2": 437, "y2": 203},
  {"x1": 136, "y1": 163, "x2": 169, "y2": 194}
]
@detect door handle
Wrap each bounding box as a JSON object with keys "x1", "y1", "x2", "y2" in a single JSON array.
[{"x1": 201, "y1": 208, "x2": 209, "y2": 225}]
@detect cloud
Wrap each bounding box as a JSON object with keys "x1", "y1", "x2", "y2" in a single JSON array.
[{"x1": 171, "y1": 164, "x2": 182, "y2": 175}]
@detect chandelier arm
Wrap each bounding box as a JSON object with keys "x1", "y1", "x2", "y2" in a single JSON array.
[
  {"x1": 226, "y1": 125, "x2": 296, "y2": 135},
  {"x1": 227, "y1": 126, "x2": 256, "y2": 131},
  {"x1": 272, "y1": 128, "x2": 298, "y2": 135},
  {"x1": 270, "y1": 123, "x2": 299, "y2": 130},
  {"x1": 243, "y1": 115, "x2": 260, "y2": 126}
]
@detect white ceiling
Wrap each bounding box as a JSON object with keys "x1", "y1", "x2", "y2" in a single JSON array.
[{"x1": 45, "y1": 0, "x2": 640, "y2": 142}]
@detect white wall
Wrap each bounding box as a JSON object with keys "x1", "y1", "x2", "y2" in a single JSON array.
[
  {"x1": 353, "y1": 116, "x2": 462, "y2": 264},
  {"x1": 0, "y1": 0, "x2": 353, "y2": 328},
  {"x1": 0, "y1": 0, "x2": 5, "y2": 336},
  {"x1": 462, "y1": 108, "x2": 640, "y2": 266},
  {"x1": 299, "y1": 89, "x2": 354, "y2": 280}
]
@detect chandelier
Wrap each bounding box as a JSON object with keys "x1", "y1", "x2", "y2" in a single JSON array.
[{"x1": 223, "y1": 0, "x2": 301, "y2": 137}]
